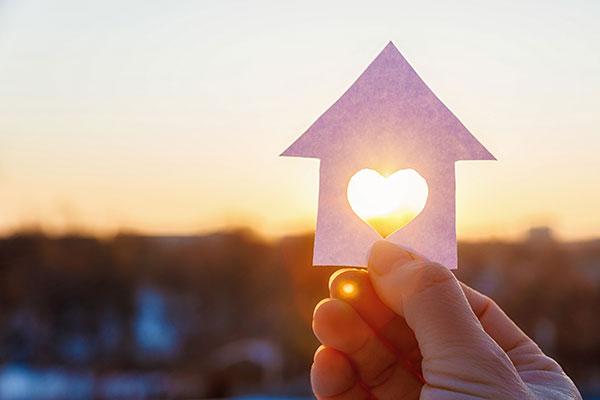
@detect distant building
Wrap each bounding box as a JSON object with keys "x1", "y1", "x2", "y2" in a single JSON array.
[{"x1": 527, "y1": 226, "x2": 555, "y2": 246}]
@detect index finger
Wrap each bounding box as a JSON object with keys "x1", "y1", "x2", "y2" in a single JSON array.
[
  {"x1": 460, "y1": 283, "x2": 557, "y2": 371},
  {"x1": 329, "y1": 269, "x2": 422, "y2": 370}
]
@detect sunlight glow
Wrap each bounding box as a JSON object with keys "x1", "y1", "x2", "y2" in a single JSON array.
[
  {"x1": 347, "y1": 168, "x2": 429, "y2": 237},
  {"x1": 339, "y1": 281, "x2": 357, "y2": 298}
]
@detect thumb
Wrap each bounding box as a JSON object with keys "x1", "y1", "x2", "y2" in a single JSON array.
[{"x1": 367, "y1": 241, "x2": 518, "y2": 378}]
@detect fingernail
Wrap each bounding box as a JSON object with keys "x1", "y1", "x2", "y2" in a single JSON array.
[{"x1": 368, "y1": 240, "x2": 413, "y2": 275}]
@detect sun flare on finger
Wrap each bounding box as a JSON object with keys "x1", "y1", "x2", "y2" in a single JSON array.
[{"x1": 338, "y1": 281, "x2": 358, "y2": 299}]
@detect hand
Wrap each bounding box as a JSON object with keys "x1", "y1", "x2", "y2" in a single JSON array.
[{"x1": 311, "y1": 241, "x2": 581, "y2": 399}]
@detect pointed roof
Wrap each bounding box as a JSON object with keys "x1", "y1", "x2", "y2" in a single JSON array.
[{"x1": 282, "y1": 42, "x2": 494, "y2": 162}]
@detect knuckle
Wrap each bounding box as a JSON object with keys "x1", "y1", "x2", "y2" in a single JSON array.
[
  {"x1": 313, "y1": 298, "x2": 336, "y2": 320},
  {"x1": 313, "y1": 345, "x2": 327, "y2": 361},
  {"x1": 413, "y1": 262, "x2": 456, "y2": 293},
  {"x1": 312, "y1": 299, "x2": 337, "y2": 333},
  {"x1": 313, "y1": 298, "x2": 332, "y2": 318}
]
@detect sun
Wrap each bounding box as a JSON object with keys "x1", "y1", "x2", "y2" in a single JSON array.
[{"x1": 347, "y1": 168, "x2": 429, "y2": 237}]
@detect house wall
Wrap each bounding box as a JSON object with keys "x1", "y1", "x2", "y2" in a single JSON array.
[{"x1": 313, "y1": 157, "x2": 457, "y2": 268}]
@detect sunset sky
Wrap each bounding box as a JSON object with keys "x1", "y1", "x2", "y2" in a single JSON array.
[{"x1": 1, "y1": 0, "x2": 599, "y2": 240}]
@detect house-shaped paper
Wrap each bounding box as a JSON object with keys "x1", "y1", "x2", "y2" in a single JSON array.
[{"x1": 282, "y1": 42, "x2": 494, "y2": 269}]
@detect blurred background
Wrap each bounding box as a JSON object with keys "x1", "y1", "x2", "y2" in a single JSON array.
[{"x1": 0, "y1": 0, "x2": 599, "y2": 398}]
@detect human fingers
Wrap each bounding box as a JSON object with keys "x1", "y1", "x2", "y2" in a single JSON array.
[
  {"x1": 461, "y1": 282, "x2": 562, "y2": 373},
  {"x1": 328, "y1": 269, "x2": 422, "y2": 371},
  {"x1": 368, "y1": 241, "x2": 528, "y2": 397},
  {"x1": 313, "y1": 298, "x2": 421, "y2": 398},
  {"x1": 311, "y1": 346, "x2": 369, "y2": 400}
]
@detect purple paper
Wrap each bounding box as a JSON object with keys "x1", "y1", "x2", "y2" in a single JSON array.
[{"x1": 282, "y1": 42, "x2": 494, "y2": 269}]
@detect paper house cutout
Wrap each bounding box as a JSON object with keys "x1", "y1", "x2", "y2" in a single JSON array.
[{"x1": 282, "y1": 42, "x2": 494, "y2": 269}]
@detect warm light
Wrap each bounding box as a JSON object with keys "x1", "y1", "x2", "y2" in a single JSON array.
[
  {"x1": 340, "y1": 281, "x2": 357, "y2": 298},
  {"x1": 347, "y1": 168, "x2": 429, "y2": 237}
]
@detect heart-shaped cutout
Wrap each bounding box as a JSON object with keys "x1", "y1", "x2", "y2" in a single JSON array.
[{"x1": 347, "y1": 168, "x2": 429, "y2": 237}]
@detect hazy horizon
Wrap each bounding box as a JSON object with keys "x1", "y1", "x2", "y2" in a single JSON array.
[
  {"x1": 1, "y1": 0, "x2": 599, "y2": 241},
  {"x1": 0, "y1": 224, "x2": 589, "y2": 246}
]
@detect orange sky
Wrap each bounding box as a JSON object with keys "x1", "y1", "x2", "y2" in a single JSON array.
[{"x1": 1, "y1": 1, "x2": 599, "y2": 240}]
